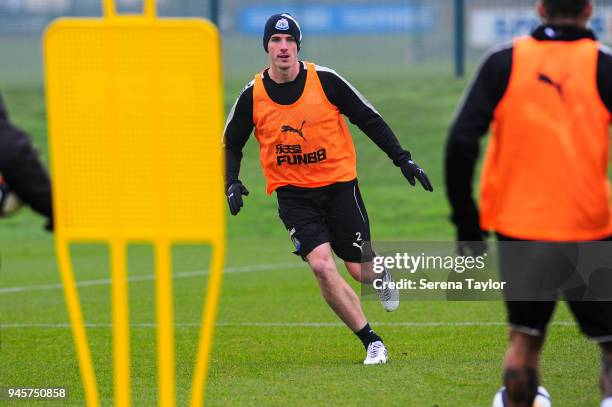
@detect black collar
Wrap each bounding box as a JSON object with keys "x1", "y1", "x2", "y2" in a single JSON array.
[{"x1": 531, "y1": 25, "x2": 596, "y2": 41}]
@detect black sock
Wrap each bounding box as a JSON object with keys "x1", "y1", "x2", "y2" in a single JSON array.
[{"x1": 355, "y1": 323, "x2": 382, "y2": 349}]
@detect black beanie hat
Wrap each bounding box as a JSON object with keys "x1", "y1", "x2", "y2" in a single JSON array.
[{"x1": 263, "y1": 13, "x2": 302, "y2": 53}]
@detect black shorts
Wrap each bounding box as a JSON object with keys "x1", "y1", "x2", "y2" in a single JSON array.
[
  {"x1": 497, "y1": 233, "x2": 612, "y2": 343},
  {"x1": 276, "y1": 180, "x2": 373, "y2": 263}
]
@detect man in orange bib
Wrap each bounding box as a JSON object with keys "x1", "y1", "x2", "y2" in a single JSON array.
[
  {"x1": 224, "y1": 13, "x2": 433, "y2": 365},
  {"x1": 445, "y1": 1, "x2": 612, "y2": 405}
]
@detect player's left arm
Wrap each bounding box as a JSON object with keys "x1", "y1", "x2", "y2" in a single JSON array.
[{"x1": 316, "y1": 66, "x2": 433, "y2": 191}]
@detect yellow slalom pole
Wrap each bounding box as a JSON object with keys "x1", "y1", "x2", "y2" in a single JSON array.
[
  {"x1": 56, "y1": 239, "x2": 100, "y2": 407},
  {"x1": 143, "y1": 0, "x2": 156, "y2": 18},
  {"x1": 190, "y1": 238, "x2": 226, "y2": 407},
  {"x1": 155, "y1": 240, "x2": 175, "y2": 406},
  {"x1": 102, "y1": 0, "x2": 116, "y2": 18},
  {"x1": 111, "y1": 240, "x2": 130, "y2": 407}
]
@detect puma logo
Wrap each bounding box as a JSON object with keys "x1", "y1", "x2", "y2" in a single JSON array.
[
  {"x1": 281, "y1": 121, "x2": 306, "y2": 140},
  {"x1": 353, "y1": 242, "x2": 364, "y2": 253},
  {"x1": 537, "y1": 73, "x2": 565, "y2": 100}
]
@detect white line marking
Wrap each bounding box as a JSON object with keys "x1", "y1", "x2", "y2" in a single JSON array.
[
  {"x1": 0, "y1": 321, "x2": 577, "y2": 329},
  {"x1": 0, "y1": 262, "x2": 300, "y2": 295},
  {"x1": 353, "y1": 185, "x2": 366, "y2": 224}
]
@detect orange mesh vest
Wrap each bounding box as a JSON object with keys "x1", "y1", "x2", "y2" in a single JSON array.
[
  {"x1": 480, "y1": 36, "x2": 612, "y2": 240},
  {"x1": 252, "y1": 62, "x2": 357, "y2": 194}
]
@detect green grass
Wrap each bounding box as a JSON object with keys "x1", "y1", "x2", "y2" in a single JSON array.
[{"x1": 0, "y1": 74, "x2": 605, "y2": 406}]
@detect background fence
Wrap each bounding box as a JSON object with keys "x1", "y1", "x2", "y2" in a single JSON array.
[{"x1": 1, "y1": 0, "x2": 612, "y2": 83}]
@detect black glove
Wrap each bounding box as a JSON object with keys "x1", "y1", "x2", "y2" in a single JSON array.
[
  {"x1": 226, "y1": 180, "x2": 249, "y2": 216},
  {"x1": 399, "y1": 159, "x2": 434, "y2": 192},
  {"x1": 456, "y1": 227, "x2": 489, "y2": 256}
]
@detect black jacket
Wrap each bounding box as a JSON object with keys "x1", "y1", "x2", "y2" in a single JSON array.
[{"x1": 0, "y1": 94, "x2": 53, "y2": 223}]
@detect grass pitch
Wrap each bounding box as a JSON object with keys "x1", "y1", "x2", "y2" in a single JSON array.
[{"x1": 0, "y1": 75, "x2": 605, "y2": 406}]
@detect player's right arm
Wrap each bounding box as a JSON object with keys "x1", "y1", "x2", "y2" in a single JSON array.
[
  {"x1": 223, "y1": 81, "x2": 255, "y2": 215},
  {"x1": 0, "y1": 94, "x2": 53, "y2": 228}
]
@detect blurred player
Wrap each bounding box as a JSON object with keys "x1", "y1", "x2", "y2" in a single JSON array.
[
  {"x1": 223, "y1": 13, "x2": 433, "y2": 364},
  {"x1": 0, "y1": 93, "x2": 53, "y2": 229},
  {"x1": 445, "y1": 1, "x2": 612, "y2": 405}
]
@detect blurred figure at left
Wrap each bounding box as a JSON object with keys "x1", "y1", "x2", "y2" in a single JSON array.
[{"x1": 0, "y1": 93, "x2": 52, "y2": 230}]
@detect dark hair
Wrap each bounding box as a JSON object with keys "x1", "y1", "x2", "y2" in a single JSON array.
[{"x1": 542, "y1": 0, "x2": 590, "y2": 18}]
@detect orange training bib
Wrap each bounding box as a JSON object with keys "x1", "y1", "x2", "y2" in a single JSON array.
[
  {"x1": 252, "y1": 62, "x2": 357, "y2": 194},
  {"x1": 480, "y1": 36, "x2": 612, "y2": 240}
]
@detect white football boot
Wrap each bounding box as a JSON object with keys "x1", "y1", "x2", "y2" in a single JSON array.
[
  {"x1": 376, "y1": 267, "x2": 400, "y2": 312},
  {"x1": 363, "y1": 340, "x2": 388, "y2": 365},
  {"x1": 492, "y1": 385, "x2": 551, "y2": 407}
]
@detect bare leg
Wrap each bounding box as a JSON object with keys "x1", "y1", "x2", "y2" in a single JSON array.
[
  {"x1": 503, "y1": 329, "x2": 545, "y2": 407},
  {"x1": 307, "y1": 243, "x2": 367, "y2": 332},
  {"x1": 345, "y1": 256, "x2": 399, "y2": 312},
  {"x1": 344, "y1": 260, "x2": 376, "y2": 284}
]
